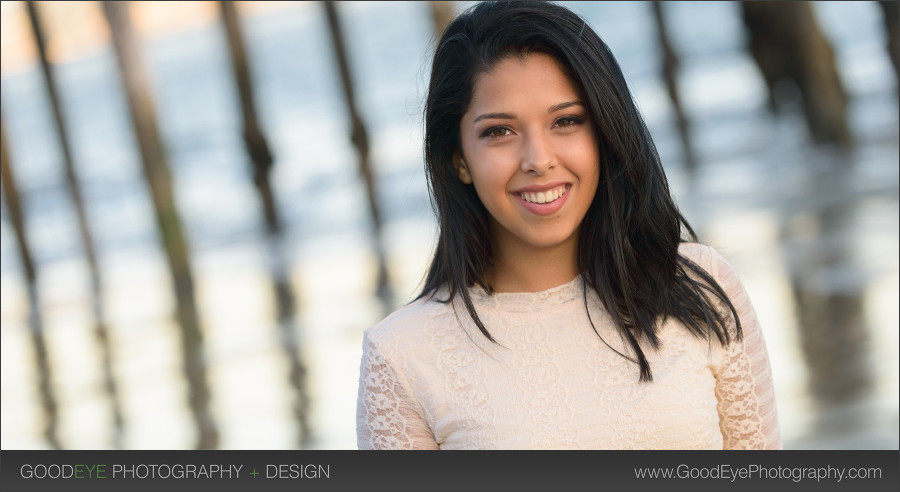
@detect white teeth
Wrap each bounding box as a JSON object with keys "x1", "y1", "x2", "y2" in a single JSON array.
[{"x1": 520, "y1": 185, "x2": 567, "y2": 204}]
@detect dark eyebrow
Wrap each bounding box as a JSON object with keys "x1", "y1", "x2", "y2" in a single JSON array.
[
  {"x1": 473, "y1": 112, "x2": 516, "y2": 123},
  {"x1": 548, "y1": 101, "x2": 583, "y2": 113},
  {"x1": 472, "y1": 101, "x2": 583, "y2": 123}
]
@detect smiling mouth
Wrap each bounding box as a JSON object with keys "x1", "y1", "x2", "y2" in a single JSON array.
[{"x1": 517, "y1": 185, "x2": 568, "y2": 204}]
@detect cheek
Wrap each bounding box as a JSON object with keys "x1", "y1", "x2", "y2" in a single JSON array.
[
  {"x1": 563, "y1": 140, "x2": 601, "y2": 185},
  {"x1": 471, "y1": 171, "x2": 509, "y2": 209},
  {"x1": 461, "y1": 140, "x2": 503, "y2": 184},
  {"x1": 469, "y1": 153, "x2": 516, "y2": 192}
]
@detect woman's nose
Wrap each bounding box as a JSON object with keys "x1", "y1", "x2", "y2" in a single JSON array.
[{"x1": 520, "y1": 131, "x2": 554, "y2": 175}]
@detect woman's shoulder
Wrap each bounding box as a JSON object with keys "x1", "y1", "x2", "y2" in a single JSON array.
[
  {"x1": 678, "y1": 241, "x2": 714, "y2": 265},
  {"x1": 678, "y1": 243, "x2": 737, "y2": 280},
  {"x1": 677, "y1": 241, "x2": 734, "y2": 278},
  {"x1": 362, "y1": 290, "x2": 456, "y2": 350}
]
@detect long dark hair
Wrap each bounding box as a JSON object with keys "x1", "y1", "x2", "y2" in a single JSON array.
[{"x1": 418, "y1": 1, "x2": 741, "y2": 382}]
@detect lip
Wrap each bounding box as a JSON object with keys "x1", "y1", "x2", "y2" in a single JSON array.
[{"x1": 512, "y1": 183, "x2": 571, "y2": 216}]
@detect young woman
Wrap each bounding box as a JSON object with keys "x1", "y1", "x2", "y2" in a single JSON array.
[{"x1": 356, "y1": 1, "x2": 781, "y2": 449}]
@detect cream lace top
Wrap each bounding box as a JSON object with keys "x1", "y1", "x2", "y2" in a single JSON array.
[{"x1": 356, "y1": 243, "x2": 781, "y2": 449}]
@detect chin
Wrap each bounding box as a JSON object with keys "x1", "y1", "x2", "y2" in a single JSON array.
[{"x1": 523, "y1": 231, "x2": 578, "y2": 250}]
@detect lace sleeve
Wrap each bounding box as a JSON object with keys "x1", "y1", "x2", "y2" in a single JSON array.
[
  {"x1": 356, "y1": 329, "x2": 439, "y2": 450},
  {"x1": 709, "y1": 249, "x2": 783, "y2": 449}
]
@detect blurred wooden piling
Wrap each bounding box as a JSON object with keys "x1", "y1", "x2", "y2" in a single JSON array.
[
  {"x1": 1, "y1": 117, "x2": 61, "y2": 449},
  {"x1": 429, "y1": 1, "x2": 455, "y2": 37},
  {"x1": 651, "y1": 1, "x2": 697, "y2": 174},
  {"x1": 102, "y1": 1, "x2": 219, "y2": 449},
  {"x1": 879, "y1": 1, "x2": 900, "y2": 86},
  {"x1": 741, "y1": 2, "x2": 852, "y2": 147},
  {"x1": 25, "y1": 0, "x2": 125, "y2": 449},
  {"x1": 220, "y1": 0, "x2": 311, "y2": 449},
  {"x1": 782, "y1": 159, "x2": 873, "y2": 408},
  {"x1": 323, "y1": 1, "x2": 394, "y2": 313}
]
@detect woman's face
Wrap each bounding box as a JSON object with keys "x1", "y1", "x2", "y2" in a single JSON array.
[{"x1": 458, "y1": 53, "x2": 600, "y2": 257}]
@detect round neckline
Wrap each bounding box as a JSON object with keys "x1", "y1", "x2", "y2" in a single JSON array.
[{"x1": 469, "y1": 273, "x2": 584, "y2": 312}]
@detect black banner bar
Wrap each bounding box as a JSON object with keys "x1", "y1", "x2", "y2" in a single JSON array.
[{"x1": 1, "y1": 450, "x2": 898, "y2": 492}]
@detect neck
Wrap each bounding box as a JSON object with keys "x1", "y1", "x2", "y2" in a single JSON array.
[{"x1": 485, "y1": 232, "x2": 580, "y2": 294}]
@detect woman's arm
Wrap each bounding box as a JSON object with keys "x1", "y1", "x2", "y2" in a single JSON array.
[
  {"x1": 708, "y1": 248, "x2": 783, "y2": 449},
  {"x1": 357, "y1": 330, "x2": 440, "y2": 449}
]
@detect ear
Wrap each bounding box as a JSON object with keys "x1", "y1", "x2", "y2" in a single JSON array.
[{"x1": 454, "y1": 154, "x2": 473, "y2": 184}]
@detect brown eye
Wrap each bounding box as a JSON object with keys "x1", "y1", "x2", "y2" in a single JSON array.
[
  {"x1": 554, "y1": 116, "x2": 584, "y2": 128},
  {"x1": 481, "y1": 126, "x2": 512, "y2": 138}
]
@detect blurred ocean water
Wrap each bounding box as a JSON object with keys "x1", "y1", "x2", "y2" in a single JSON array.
[{"x1": 1, "y1": 1, "x2": 897, "y2": 449}]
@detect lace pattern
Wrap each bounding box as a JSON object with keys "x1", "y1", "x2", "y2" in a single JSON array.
[
  {"x1": 707, "y1": 247, "x2": 782, "y2": 449},
  {"x1": 357, "y1": 330, "x2": 438, "y2": 449},
  {"x1": 356, "y1": 243, "x2": 782, "y2": 449}
]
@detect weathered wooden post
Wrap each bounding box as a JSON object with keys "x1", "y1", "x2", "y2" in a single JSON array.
[
  {"x1": 323, "y1": 1, "x2": 394, "y2": 314},
  {"x1": 651, "y1": 1, "x2": 697, "y2": 174},
  {"x1": 741, "y1": 1, "x2": 852, "y2": 147},
  {"x1": 1, "y1": 116, "x2": 61, "y2": 449},
  {"x1": 220, "y1": 0, "x2": 311, "y2": 448},
  {"x1": 879, "y1": 1, "x2": 899, "y2": 86},
  {"x1": 429, "y1": 1, "x2": 455, "y2": 37},
  {"x1": 101, "y1": 1, "x2": 219, "y2": 449},
  {"x1": 25, "y1": 0, "x2": 125, "y2": 448},
  {"x1": 781, "y1": 158, "x2": 872, "y2": 409}
]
